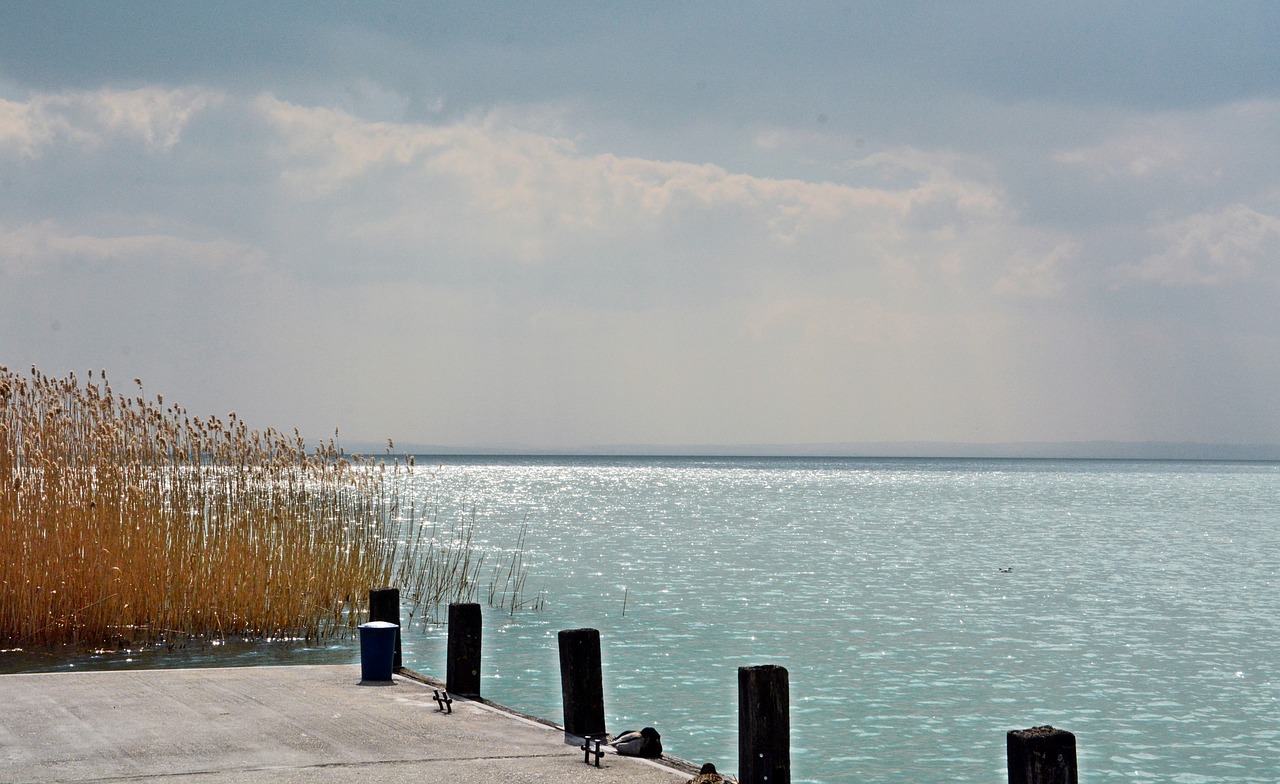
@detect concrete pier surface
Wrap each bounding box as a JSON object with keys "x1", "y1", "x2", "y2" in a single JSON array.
[{"x1": 1, "y1": 665, "x2": 693, "y2": 783}]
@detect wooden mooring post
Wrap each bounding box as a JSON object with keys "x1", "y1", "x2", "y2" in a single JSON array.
[
  {"x1": 558, "y1": 628, "x2": 606, "y2": 740},
  {"x1": 446, "y1": 602, "x2": 482, "y2": 697},
  {"x1": 368, "y1": 587, "x2": 402, "y2": 671},
  {"x1": 1007, "y1": 726, "x2": 1078, "y2": 784},
  {"x1": 739, "y1": 664, "x2": 790, "y2": 784}
]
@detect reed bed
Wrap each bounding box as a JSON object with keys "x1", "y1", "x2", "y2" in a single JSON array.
[{"x1": 0, "y1": 365, "x2": 498, "y2": 651}]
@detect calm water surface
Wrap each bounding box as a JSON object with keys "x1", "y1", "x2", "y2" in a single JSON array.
[{"x1": 6, "y1": 457, "x2": 1279, "y2": 783}]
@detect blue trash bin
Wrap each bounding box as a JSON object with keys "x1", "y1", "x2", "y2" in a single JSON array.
[{"x1": 359, "y1": 621, "x2": 399, "y2": 681}]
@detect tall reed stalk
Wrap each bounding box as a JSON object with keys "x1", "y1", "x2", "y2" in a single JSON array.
[
  {"x1": 486, "y1": 514, "x2": 545, "y2": 615},
  {"x1": 0, "y1": 365, "x2": 447, "y2": 650}
]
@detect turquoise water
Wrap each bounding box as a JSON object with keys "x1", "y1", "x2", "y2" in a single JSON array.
[
  {"x1": 399, "y1": 457, "x2": 1280, "y2": 783},
  {"x1": 5, "y1": 457, "x2": 1278, "y2": 782}
]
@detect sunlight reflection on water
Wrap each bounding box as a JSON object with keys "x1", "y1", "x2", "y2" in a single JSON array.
[{"x1": 399, "y1": 457, "x2": 1280, "y2": 783}]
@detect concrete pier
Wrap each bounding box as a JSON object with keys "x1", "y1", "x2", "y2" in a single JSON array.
[{"x1": 0, "y1": 665, "x2": 691, "y2": 783}]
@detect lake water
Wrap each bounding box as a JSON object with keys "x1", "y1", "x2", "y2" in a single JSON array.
[{"x1": 6, "y1": 457, "x2": 1279, "y2": 783}]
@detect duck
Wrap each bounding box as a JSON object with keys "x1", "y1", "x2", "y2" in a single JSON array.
[
  {"x1": 609, "y1": 726, "x2": 662, "y2": 758},
  {"x1": 687, "y1": 762, "x2": 730, "y2": 783}
]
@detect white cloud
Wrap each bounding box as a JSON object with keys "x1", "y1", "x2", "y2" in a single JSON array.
[
  {"x1": 1117, "y1": 204, "x2": 1280, "y2": 287},
  {"x1": 0, "y1": 87, "x2": 223, "y2": 157},
  {"x1": 1053, "y1": 133, "x2": 1189, "y2": 180},
  {"x1": 253, "y1": 96, "x2": 1057, "y2": 306},
  {"x1": 1050, "y1": 99, "x2": 1280, "y2": 190}
]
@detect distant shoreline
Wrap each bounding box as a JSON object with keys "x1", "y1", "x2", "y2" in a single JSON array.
[{"x1": 345, "y1": 441, "x2": 1280, "y2": 462}]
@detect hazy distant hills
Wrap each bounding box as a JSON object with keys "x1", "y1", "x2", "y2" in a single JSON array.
[{"x1": 346, "y1": 441, "x2": 1280, "y2": 461}]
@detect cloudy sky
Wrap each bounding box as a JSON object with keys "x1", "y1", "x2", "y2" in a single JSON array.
[{"x1": 3, "y1": 2, "x2": 1279, "y2": 452}]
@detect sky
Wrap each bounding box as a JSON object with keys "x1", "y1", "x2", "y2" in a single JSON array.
[{"x1": 3, "y1": 2, "x2": 1280, "y2": 452}]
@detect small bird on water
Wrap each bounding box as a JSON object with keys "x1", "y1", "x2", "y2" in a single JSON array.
[
  {"x1": 687, "y1": 762, "x2": 730, "y2": 783},
  {"x1": 609, "y1": 726, "x2": 662, "y2": 757}
]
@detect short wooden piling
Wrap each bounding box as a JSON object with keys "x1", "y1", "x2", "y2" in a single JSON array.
[
  {"x1": 1007, "y1": 725, "x2": 1078, "y2": 784},
  {"x1": 446, "y1": 602, "x2": 482, "y2": 697},
  {"x1": 368, "y1": 587, "x2": 402, "y2": 671},
  {"x1": 739, "y1": 664, "x2": 790, "y2": 784},
  {"x1": 558, "y1": 628, "x2": 606, "y2": 739}
]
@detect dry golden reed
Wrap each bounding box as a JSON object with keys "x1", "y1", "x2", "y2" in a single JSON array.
[{"x1": 0, "y1": 365, "x2": 448, "y2": 650}]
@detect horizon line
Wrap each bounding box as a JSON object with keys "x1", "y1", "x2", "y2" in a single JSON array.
[{"x1": 337, "y1": 439, "x2": 1280, "y2": 462}]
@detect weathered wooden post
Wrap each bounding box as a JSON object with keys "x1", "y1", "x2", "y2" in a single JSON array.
[
  {"x1": 368, "y1": 587, "x2": 402, "y2": 671},
  {"x1": 1007, "y1": 725, "x2": 1078, "y2": 784},
  {"x1": 739, "y1": 664, "x2": 790, "y2": 784},
  {"x1": 446, "y1": 602, "x2": 482, "y2": 697},
  {"x1": 558, "y1": 628, "x2": 606, "y2": 740}
]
